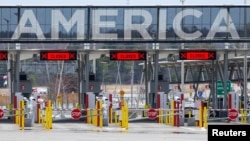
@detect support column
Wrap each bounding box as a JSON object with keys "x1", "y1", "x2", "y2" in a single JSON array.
[
  {"x1": 85, "y1": 53, "x2": 90, "y2": 94},
  {"x1": 78, "y1": 53, "x2": 83, "y2": 106},
  {"x1": 154, "y1": 51, "x2": 159, "y2": 107},
  {"x1": 14, "y1": 52, "x2": 21, "y2": 93},
  {"x1": 211, "y1": 60, "x2": 216, "y2": 109},
  {"x1": 223, "y1": 51, "x2": 228, "y2": 109},
  {"x1": 243, "y1": 47, "x2": 248, "y2": 110},
  {"x1": 145, "y1": 54, "x2": 149, "y2": 105}
]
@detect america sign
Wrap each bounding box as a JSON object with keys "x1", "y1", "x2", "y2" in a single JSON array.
[{"x1": 0, "y1": 6, "x2": 250, "y2": 43}]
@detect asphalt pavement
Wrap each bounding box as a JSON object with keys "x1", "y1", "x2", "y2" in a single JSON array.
[{"x1": 0, "y1": 119, "x2": 207, "y2": 141}]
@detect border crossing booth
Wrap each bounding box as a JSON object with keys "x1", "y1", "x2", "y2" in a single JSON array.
[
  {"x1": 148, "y1": 80, "x2": 169, "y2": 108},
  {"x1": 14, "y1": 73, "x2": 35, "y2": 127},
  {"x1": 82, "y1": 80, "x2": 101, "y2": 109}
]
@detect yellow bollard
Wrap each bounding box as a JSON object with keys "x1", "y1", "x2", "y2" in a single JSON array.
[
  {"x1": 99, "y1": 101, "x2": 103, "y2": 128},
  {"x1": 109, "y1": 108, "x2": 112, "y2": 124},
  {"x1": 48, "y1": 100, "x2": 52, "y2": 129},
  {"x1": 203, "y1": 107, "x2": 207, "y2": 129},
  {"x1": 171, "y1": 100, "x2": 175, "y2": 126},
  {"x1": 165, "y1": 110, "x2": 167, "y2": 124},
  {"x1": 240, "y1": 109, "x2": 243, "y2": 123},
  {"x1": 165, "y1": 110, "x2": 169, "y2": 124},
  {"x1": 199, "y1": 106, "x2": 203, "y2": 128},
  {"x1": 121, "y1": 105, "x2": 124, "y2": 128},
  {"x1": 15, "y1": 110, "x2": 19, "y2": 125},
  {"x1": 87, "y1": 109, "x2": 90, "y2": 124},
  {"x1": 243, "y1": 110, "x2": 247, "y2": 123},
  {"x1": 159, "y1": 109, "x2": 163, "y2": 124},
  {"x1": 20, "y1": 100, "x2": 25, "y2": 130}
]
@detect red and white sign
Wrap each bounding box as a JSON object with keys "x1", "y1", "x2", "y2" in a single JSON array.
[
  {"x1": 0, "y1": 109, "x2": 4, "y2": 119},
  {"x1": 20, "y1": 85, "x2": 25, "y2": 90},
  {"x1": 228, "y1": 109, "x2": 238, "y2": 120},
  {"x1": 89, "y1": 84, "x2": 94, "y2": 90},
  {"x1": 158, "y1": 85, "x2": 162, "y2": 91},
  {"x1": 147, "y1": 108, "x2": 157, "y2": 120},
  {"x1": 71, "y1": 108, "x2": 82, "y2": 120}
]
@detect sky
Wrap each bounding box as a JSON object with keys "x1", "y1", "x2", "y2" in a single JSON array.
[{"x1": 0, "y1": 0, "x2": 249, "y2": 6}]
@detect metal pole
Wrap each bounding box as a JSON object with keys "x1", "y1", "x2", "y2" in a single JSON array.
[
  {"x1": 243, "y1": 0, "x2": 248, "y2": 110},
  {"x1": 223, "y1": 50, "x2": 228, "y2": 109},
  {"x1": 145, "y1": 56, "x2": 149, "y2": 105},
  {"x1": 211, "y1": 60, "x2": 216, "y2": 109},
  {"x1": 130, "y1": 61, "x2": 134, "y2": 108},
  {"x1": 180, "y1": 0, "x2": 185, "y2": 93},
  {"x1": 154, "y1": 51, "x2": 159, "y2": 108}
]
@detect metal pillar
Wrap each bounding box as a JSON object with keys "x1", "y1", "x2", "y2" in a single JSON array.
[
  {"x1": 154, "y1": 51, "x2": 159, "y2": 101},
  {"x1": 243, "y1": 47, "x2": 248, "y2": 109},
  {"x1": 145, "y1": 55, "x2": 149, "y2": 105},
  {"x1": 223, "y1": 51, "x2": 228, "y2": 109},
  {"x1": 78, "y1": 54, "x2": 83, "y2": 106},
  {"x1": 211, "y1": 60, "x2": 216, "y2": 109},
  {"x1": 14, "y1": 52, "x2": 21, "y2": 93},
  {"x1": 85, "y1": 53, "x2": 90, "y2": 94},
  {"x1": 9, "y1": 54, "x2": 14, "y2": 104},
  {"x1": 243, "y1": 1, "x2": 248, "y2": 109}
]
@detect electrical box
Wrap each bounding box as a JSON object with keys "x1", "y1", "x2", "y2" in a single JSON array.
[
  {"x1": 15, "y1": 80, "x2": 32, "y2": 93},
  {"x1": 148, "y1": 80, "x2": 169, "y2": 93},
  {"x1": 82, "y1": 81, "x2": 101, "y2": 93}
]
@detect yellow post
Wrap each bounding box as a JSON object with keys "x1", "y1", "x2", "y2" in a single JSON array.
[
  {"x1": 20, "y1": 100, "x2": 25, "y2": 130},
  {"x1": 243, "y1": 110, "x2": 247, "y2": 123},
  {"x1": 45, "y1": 106, "x2": 49, "y2": 129},
  {"x1": 199, "y1": 106, "x2": 202, "y2": 128},
  {"x1": 99, "y1": 101, "x2": 103, "y2": 128},
  {"x1": 240, "y1": 109, "x2": 243, "y2": 123},
  {"x1": 48, "y1": 100, "x2": 52, "y2": 129},
  {"x1": 15, "y1": 110, "x2": 19, "y2": 125},
  {"x1": 171, "y1": 100, "x2": 174, "y2": 126},
  {"x1": 109, "y1": 108, "x2": 112, "y2": 124},
  {"x1": 159, "y1": 109, "x2": 163, "y2": 124},
  {"x1": 121, "y1": 105, "x2": 124, "y2": 128},
  {"x1": 203, "y1": 107, "x2": 207, "y2": 128},
  {"x1": 86, "y1": 109, "x2": 90, "y2": 124},
  {"x1": 165, "y1": 110, "x2": 169, "y2": 124}
]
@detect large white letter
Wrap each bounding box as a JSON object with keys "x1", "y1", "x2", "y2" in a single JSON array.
[
  {"x1": 124, "y1": 9, "x2": 152, "y2": 40},
  {"x1": 158, "y1": 9, "x2": 167, "y2": 40},
  {"x1": 206, "y1": 9, "x2": 240, "y2": 39},
  {"x1": 173, "y1": 9, "x2": 202, "y2": 40},
  {"x1": 12, "y1": 10, "x2": 45, "y2": 39},
  {"x1": 52, "y1": 9, "x2": 85, "y2": 39},
  {"x1": 92, "y1": 9, "x2": 118, "y2": 40}
]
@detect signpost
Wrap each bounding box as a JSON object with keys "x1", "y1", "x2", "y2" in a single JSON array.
[
  {"x1": 228, "y1": 109, "x2": 238, "y2": 120},
  {"x1": 197, "y1": 91, "x2": 203, "y2": 98},
  {"x1": 71, "y1": 108, "x2": 82, "y2": 120},
  {"x1": 147, "y1": 108, "x2": 157, "y2": 120},
  {"x1": 216, "y1": 80, "x2": 231, "y2": 95},
  {"x1": 0, "y1": 109, "x2": 4, "y2": 119}
]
